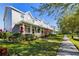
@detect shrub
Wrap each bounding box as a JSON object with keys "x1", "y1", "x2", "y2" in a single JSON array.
[
  {"x1": 12, "y1": 33, "x2": 21, "y2": 38},
  {"x1": 0, "y1": 32, "x2": 3, "y2": 38},
  {"x1": 8, "y1": 33, "x2": 37, "y2": 42},
  {"x1": 8, "y1": 33, "x2": 21, "y2": 42},
  {"x1": 0, "y1": 47, "x2": 8, "y2": 56},
  {"x1": 4, "y1": 32, "x2": 12, "y2": 39},
  {"x1": 24, "y1": 34, "x2": 37, "y2": 41},
  {"x1": 0, "y1": 32, "x2": 12, "y2": 39}
]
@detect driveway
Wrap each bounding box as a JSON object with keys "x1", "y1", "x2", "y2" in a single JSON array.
[{"x1": 57, "y1": 35, "x2": 79, "y2": 56}]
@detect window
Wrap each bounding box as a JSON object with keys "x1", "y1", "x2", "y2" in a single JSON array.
[
  {"x1": 32, "y1": 28, "x2": 34, "y2": 34},
  {"x1": 32, "y1": 26, "x2": 37, "y2": 33},
  {"x1": 42, "y1": 29, "x2": 43, "y2": 34},
  {"x1": 21, "y1": 14, "x2": 24, "y2": 20},
  {"x1": 37, "y1": 27, "x2": 40, "y2": 33},
  {"x1": 27, "y1": 27, "x2": 30, "y2": 33},
  {"x1": 25, "y1": 25, "x2": 30, "y2": 33},
  {"x1": 33, "y1": 26, "x2": 36, "y2": 32},
  {"x1": 32, "y1": 20, "x2": 34, "y2": 23}
]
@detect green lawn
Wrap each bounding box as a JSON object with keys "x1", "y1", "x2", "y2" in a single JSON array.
[
  {"x1": 0, "y1": 35, "x2": 63, "y2": 56},
  {"x1": 69, "y1": 36, "x2": 79, "y2": 50}
]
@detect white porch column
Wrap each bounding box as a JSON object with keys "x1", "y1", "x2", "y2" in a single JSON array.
[
  {"x1": 22, "y1": 24, "x2": 25, "y2": 34},
  {"x1": 30, "y1": 25, "x2": 32, "y2": 34},
  {"x1": 40, "y1": 28, "x2": 42, "y2": 34},
  {"x1": 41, "y1": 28, "x2": 44, "y2": 35},
  {"x1": 35, "y1": 26, "x2": 37, "y2": 34}
]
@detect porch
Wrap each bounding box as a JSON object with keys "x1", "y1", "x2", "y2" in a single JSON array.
[{"x1": 13, "y1": 22, "x2": 52, "y2": 37}]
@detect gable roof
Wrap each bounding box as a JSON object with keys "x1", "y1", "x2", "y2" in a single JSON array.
[{"x1": 4, "y1": 6, "x2": 53, "y2": 30}]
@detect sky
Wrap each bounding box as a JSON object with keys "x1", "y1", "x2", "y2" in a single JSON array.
[{"x1": 0, "y1": 3, "x2": 58, "y2": 30}]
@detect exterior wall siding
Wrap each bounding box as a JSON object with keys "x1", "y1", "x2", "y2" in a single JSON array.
[
  {"x1": 12, "y1": 24, "x2": 20, "y2": 33},
  {"x1": 12, "y1": 9, "x2": 24, "y2": 29},
  {"x1": 3, "y1": 6, "x2": 53, "y2": 37},
  {"x1": 4, "y1": 7, "x2": 12, "y2": 32}
]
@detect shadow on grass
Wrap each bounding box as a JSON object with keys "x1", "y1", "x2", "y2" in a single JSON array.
[
  {"x1": 73, "y1": 39, "x2": 79, "y2": 41},
  {"x1": 0, "y1": 35, "x2": 63, "y2": 56},
  {"x1": 4, "y1": 40, "x2": 61, "y2": 56},
  {"x1": 16, "y1": 42, "x2": 60, "y2": 56}
]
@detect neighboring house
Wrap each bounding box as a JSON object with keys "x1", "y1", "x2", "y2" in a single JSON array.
[{"x1": 3, "y1": 6, "x2": 53, "y2": 37}]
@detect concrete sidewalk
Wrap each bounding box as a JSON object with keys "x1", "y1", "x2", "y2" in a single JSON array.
[{"x1": 57, "y1": 36, "x2": 79, "y2": 56}]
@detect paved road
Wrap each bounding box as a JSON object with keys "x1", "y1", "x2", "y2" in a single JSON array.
[{"x1": 57, "y1": 35, "x2": 79, "y2": 56}]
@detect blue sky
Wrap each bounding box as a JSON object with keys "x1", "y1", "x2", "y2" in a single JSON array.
[{"x1": 0, "y1": 3, "x2": 58, "y2": 30}]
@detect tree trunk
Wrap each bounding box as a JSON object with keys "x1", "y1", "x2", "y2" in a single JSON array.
[
  {"x1": 71, "y1": 32, "x2": 74, "y2": 39},
  {"x1": 72, "y1": 35, "x2": 73, "y2": 39}
]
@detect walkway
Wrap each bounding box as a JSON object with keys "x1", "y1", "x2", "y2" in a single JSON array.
[{"x1": 57, "y1": 35, "x2": 79, "y2": 56}]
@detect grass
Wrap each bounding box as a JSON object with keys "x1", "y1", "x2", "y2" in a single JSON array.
[
  {"x1": 0, "y1": 35, "x2": 63, "y2": 56},
  {"x1": 68, "y1": 35, "x2": 79, "y2": 50}
]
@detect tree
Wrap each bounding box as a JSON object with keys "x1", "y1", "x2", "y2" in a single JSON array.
[
  {"x1": 33, "y1": 3, "x2": 79, "y2": 37},
  {"x1": 58, "y1": 11, "x2": 79, "y2": 38},
  {"x1": 32, "y1": 3, "x2": 79, "y2": 18}
]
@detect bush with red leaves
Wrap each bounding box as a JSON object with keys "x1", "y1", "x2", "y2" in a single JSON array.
[{"x1": 0, "y1": 47, "x2": 8, "y2": 56}]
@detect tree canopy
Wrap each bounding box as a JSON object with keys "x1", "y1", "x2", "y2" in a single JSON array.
[
  {"x1": 58, "y1": 8, "x2": 79, "y2": 34},
  {"x1": 33, "y1": 3, "x2": 79, "y2": 34},
  {"x1": 33, "y1": 3, "x2": 79, "y2": 18}
]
